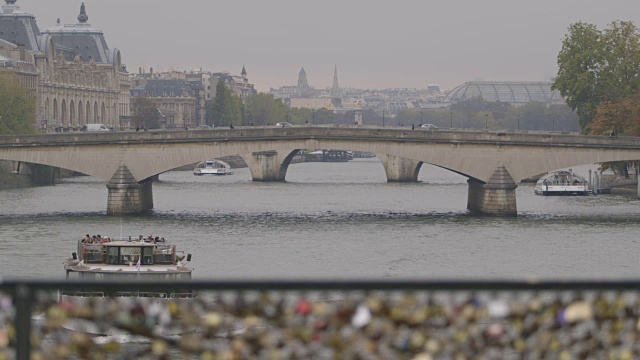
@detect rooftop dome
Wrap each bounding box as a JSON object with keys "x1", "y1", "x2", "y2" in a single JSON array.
[{"x1": 444, "y1": 81, "x2": 563, "y2": 105}]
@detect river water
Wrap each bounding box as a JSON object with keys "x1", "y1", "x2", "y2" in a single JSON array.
[{"x1": 0, "y1": 158, "x2": 639, "y2": 281}]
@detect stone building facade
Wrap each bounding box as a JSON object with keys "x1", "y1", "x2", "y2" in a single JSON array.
[
  {"x1": 131, "y1": 76, "x2": 204, "y2": 129},
  {"x1": 0, "y1": 0, "x2": 130, "y2": 131},
  {"x1": 130, "y1": 67, "x2": 256, "y2": 128}
]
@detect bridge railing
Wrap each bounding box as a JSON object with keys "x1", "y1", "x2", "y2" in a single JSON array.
[
  {"x1": 4, "y1": 279, "x2": 640, "y2": 359},
  {"x1": 0, "y1": 126, "x2": 635, "y2": 149}
]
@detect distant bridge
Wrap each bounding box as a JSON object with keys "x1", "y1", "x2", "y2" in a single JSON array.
[{"x1": 1, "y1": 126, "x2": 638, "y2": 216}]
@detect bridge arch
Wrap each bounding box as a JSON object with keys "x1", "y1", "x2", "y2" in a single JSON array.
[{"x1": 2, "y1": 129, "x2": 640, "y2": 215}]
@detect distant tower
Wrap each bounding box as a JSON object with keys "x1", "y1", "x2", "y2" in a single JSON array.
[
  {"x1": 354, "y1": 109, "x2": 363, "y2": 125},
  {"x1": 241, "y1": 64, "x2": 247, "y2": 79},
  {"x1": 297, "y1": 67, "x2": 310, "y2": 97},
  {"x1": 331, "y1": 64, "x2": 341, "y2": 99}
]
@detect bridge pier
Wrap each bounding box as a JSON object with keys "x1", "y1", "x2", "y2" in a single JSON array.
[
  {"x1": 377, "y1": 155, "x2": 423, "y2": 182},
  {"x1": 240, "y1": 150, "x2": 298, "y2": 182},
  {"x1": 467, "y1": 165, "x2": 517, "y2": 216},
  {"x1": 106, "y1": 165, "x2": 154, "y2": 215}
]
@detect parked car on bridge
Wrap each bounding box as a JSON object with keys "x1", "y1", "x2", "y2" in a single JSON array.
[
  {"x1": 275, "y1": 122, "x2": 293, "y2": 127},
  {"x1": 420, "y1": 124, "x2": 438, "y2": 129}
]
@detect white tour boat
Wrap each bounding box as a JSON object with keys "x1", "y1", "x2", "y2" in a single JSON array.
[
  {"x1": 534, "y1": 170, "x2": 591, "y2": 196},
  {"x1": 193, "y1": 159, "x2": 234, "y2": 175},
  {"x1": 62, "y1": 235, "x2": 193, "y2": 336}
]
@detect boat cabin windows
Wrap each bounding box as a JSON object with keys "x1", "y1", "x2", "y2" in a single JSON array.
[
  {"x1": 80, "y1": 242, "x2": 177, "y2": 266},
  {"x1": 66, "y1": 271, "x2": 191, "y2": 281},
  {"x1": 106, "y1": 246, "x2": 143, "y2": 265}
]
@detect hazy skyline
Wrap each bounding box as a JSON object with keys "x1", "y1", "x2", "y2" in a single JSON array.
[{"x1": 21, "y1": 0, "x2": 640, "y2": 92}]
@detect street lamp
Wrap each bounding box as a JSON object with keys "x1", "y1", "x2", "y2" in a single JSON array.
[
  {"x1": 485, "y1": 113, "x2": 488, "y2": 129},
  {"x1": 420, "y1": 111, "x2": 423, "y2": 126},
  {"x1": 382, "y1": 110, "x2": 385, "y2": 127},
  {"x1": 517, "y1": 113, "x2": 520, "y2": 130},
  {"x1": 312, "y1": 109, "x2": 315, "y2": 125},
  {"x1": 450, "y1": 111, "x2": 453, "y2": 128}
]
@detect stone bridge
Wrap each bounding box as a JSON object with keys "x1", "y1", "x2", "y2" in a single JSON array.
[{"x1": 1, "y1": 126, "x2": 639, "y2": 216}]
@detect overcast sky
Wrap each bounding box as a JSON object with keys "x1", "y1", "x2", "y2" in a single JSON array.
[{"x1": 20, "y1": 0, "x2": 640, "y2": 92}]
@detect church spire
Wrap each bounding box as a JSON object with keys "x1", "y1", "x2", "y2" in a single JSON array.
[
  {"x1": 77, "y1": 2, "x2": 88, "y2": 23},
  {"x1": 297, "y1": 66, "x2": 310, "y2": 97},
  {"x1": 241, "y1": 64, "x2": 247, "y2": 77},
  {"x1": 331, "y1": 64, "x2": 341, "y2": 99}
]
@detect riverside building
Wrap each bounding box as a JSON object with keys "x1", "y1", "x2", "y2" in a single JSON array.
[{"x1": 0, "y1": 0, "x2": 130, "y2": 131}]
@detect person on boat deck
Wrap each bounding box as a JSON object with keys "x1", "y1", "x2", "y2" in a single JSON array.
[
  {"x1": 154, "y1": 236, "x2": 160, "y2": 243},
  {"x1": 138, "y1": 235, "x2": 144, "y2": 242},
  {"x1": 82, "y1": 234, "x2": 90, "y2": 243},
  {"x1": 146, "y1": 235, "x2": 153, "y2": 243}
]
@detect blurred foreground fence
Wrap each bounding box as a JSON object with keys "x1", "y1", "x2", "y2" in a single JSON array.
[{"x1": 3, "y1": 280, "x2": 640, "y2": 359}]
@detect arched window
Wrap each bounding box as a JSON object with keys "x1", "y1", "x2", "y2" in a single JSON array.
[
  {"x1": 101, "y1": 102, "x2": 106, "y2": 126},
  {"x1": 94, "y1": 101, "x2": 98, "y2": 122},
  {"x1": 69, "y1": 100, "x2": 75, "y2": 126},
  {"x1": 61, "y1": 99, "x2": 67, "y2": 126},
  {"x1": 86, "y1": 101, "x2": 91, "y2": 124},
  {"x1": 78, "y1": 101, "x2": 84, "y2": 126},
  {"x1": 53, "y1": 99, "x2": 58, "y2": 123},
  {"x1": 44, "y1": 98, "x2": 50, "y2": 121}
]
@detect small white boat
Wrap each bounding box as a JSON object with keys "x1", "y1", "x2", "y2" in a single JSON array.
[
  {"x1": 193, "y1": 159, "x2": 234, "y2": 175},
  {"x1": 534, "y1": 170, "x2": 591, "y2": 196}
]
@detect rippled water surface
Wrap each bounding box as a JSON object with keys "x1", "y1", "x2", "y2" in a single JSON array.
[{"x1": 1, "y1": 158, "x2": 639, "y2": 280}]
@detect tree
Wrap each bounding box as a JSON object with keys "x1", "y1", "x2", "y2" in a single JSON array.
[
  {"x1": 131, "y1": 97, "x2": 160, "y2": 129},
  {"x1": 0, "y1": 71, "x2": 35, "y2": 135},
  {"x1": 553, "y1": 21, "x2": 640, "y2": 132},
  {"x1": 244, "y1": 93, "x2": 287, "y2": 125},
  {"x1": 310, "y1": 108, "x2": 335, "y2": 124},
  {"x1": 590, "y1": 96, "x2": 640, "y2": 136},
  {"x1": 211, "y1": 80, "x2": 242, "y2": 127}
]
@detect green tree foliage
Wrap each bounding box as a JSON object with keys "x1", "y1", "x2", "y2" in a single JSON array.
[
  {"x1": 0, "y1": 71, "x2": 35, "y2": 135},
  {"x1": 131, "y1": 97, "x2": 160, "y2": 129},
  {"x1": 244, "y1": 93, "x2": 287, "y2": 125},
  {"x1": 310, "y1": 108, "x2": 336, "y2": 124},
  {"x1": 553, "y1": 21, "x2": 640, "y2": 132},
  {"x1": 210, "y1": 80, "x2": 242, "y2": 127}
]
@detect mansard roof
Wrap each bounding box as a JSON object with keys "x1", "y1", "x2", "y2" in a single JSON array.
[
  {"x1": 0, "y1": 0, "x2": 41, "y2": 51},
  {"x1": 131, "y1": 79, "x2": 195, "y2": 97},
  {"x1": 41, "y1": 3, "x2": 115, "y2": 64}
]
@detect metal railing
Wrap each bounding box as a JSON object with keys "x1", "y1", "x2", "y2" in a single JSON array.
[{"x1": 5, "y1": 279, "x2": 640, "y2": 359}]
